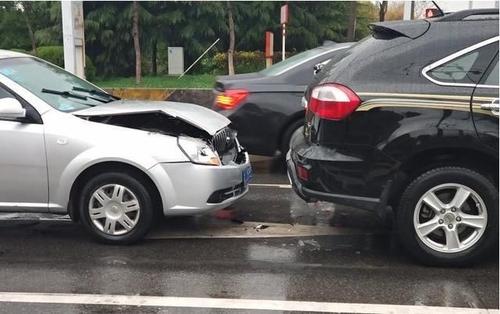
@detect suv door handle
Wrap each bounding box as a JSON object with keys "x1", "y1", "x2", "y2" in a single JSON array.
[{"x1": 481, "y1": 99, "x2": 499, "y2": 116}]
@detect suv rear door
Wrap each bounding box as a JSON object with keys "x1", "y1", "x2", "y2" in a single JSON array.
[
  {"x1": 423, "y1": 36, "x2": 499, "y2": 152},
  {"x1": 471, "y1": 51, "x2": 499, "y2": 152}
]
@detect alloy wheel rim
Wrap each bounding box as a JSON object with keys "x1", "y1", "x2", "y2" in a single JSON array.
[
  {"x1": 88, "y1": 184, "x2": 141, "y2": 236},
  {"x1": 413, "y1": 183, "x2": 487, "y2": 254}
]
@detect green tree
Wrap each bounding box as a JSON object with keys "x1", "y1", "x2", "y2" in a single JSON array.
[
  {"x1": 1, "y1": 1, "x2": 379, "y2": 78},
  {"x1": 32, "y1": 1, "x2": 62, "y2": 47},
  {"x1": 226, "y1": 1, "x2": 235, "y2": 75},
  {"x1": 84, "y1": 2, "x2": 139, "y2": 77},
  {"x1": 0, "y1": 2, "x2": 31, "y2": 50},
  {"x1": 132, "y1": 1, "x2": 141, "y2": 84}
]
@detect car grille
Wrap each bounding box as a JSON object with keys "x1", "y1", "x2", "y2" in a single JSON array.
[
  {"x1": 212, "y1": 127, "x2": 245, "y2": 165},
  {"x1": 212, "y1": 127, "x2": 236, "y2": 156}
]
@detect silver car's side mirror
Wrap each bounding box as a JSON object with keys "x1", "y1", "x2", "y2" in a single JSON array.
[{"x1": 0, "y1": 98, "x2": 26, "y2": 119}]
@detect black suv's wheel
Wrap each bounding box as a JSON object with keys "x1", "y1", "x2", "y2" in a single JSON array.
[
  {"x1": 78, "y1": 172, "x2": 155, "y2": 244},
  {"x1": 397, "y1": 167, "x2": 498, "y2": 266}
]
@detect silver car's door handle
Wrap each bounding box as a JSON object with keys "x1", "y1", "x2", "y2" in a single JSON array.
[{"x1": 480, "y1": 99, "x2": 499, "y2": 116}]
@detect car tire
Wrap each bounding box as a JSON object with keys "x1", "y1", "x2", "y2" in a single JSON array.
[
  {"x1": 281, "y1": 119, "x2": 304, "y2": 155},
  {"x1": 78, "y1": 172, "x2": 155, "y2": 244},
  {"x1": 397, "y1": 167, "x2": 498, "y2": 266}
]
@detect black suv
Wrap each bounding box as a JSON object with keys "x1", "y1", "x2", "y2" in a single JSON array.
[{"x1": 287, "y1": 9, "x2": 499, "y2": 266}]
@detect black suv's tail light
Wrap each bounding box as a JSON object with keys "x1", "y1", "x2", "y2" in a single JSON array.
[
  {"x1": 215, "y1": 89, "x2": 249, "y2": 110},
  {"x1": 296, "y1": 164, "x2": 309, "y2": 181},
  {"x1": 309, "y1": 83, "x2": 361, "y2": 120}
]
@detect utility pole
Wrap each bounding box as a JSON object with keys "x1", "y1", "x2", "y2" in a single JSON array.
[
  {"x1": 403, "y1": 1, "x2": 413, "y2": 20},
  {"x1": 61, "y1": 1, "x2": 85, "y2": 78},
  {"x1": 227, "y1": 1, "x2": 235, "y2": 75},
  {"x1": 346, "y1": 1, "x2": 357, "y2": 41},
  {"x1": 280, "y1": 4, "x2": 288, "y2": 61}
]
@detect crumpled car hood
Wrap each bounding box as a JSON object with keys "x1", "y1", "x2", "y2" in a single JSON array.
[{"x1": 74, "y1": 100, "x2": 230, "y2": 135}]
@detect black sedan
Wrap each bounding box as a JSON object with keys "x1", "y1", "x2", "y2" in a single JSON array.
[{"x1": 212, "y1": 42, "x2": 352, "y2": 157}]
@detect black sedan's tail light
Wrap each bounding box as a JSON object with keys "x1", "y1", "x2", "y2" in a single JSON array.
[{"x1": 215, "y1": 89, "x2": 249, "y2": 110}]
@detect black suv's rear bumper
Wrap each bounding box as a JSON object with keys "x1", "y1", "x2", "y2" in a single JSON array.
[
  {"x1": 286, "y1": 151, "x2": 309, "y2": 201},
  {"x1": 286, "y1": 138, "x2": 394, "y2": 213}
]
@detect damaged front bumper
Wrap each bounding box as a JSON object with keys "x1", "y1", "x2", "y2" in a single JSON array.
[{"x1": 149, "y1": 152, "x2": 251, "y2": 216}]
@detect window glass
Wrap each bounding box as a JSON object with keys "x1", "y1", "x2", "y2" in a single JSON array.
[
  {"x1": 428, "y1": 42, "x2": 498, "y2": 85},
  {"x1": 0, "y1": 57, "x2": 104, "y2": 112},
  {"x1": 0, "y1": 85, "x2": 14, "y2": 100},
  {"x1": 482, "y1": 55, "x2": 498, "y2": 86},
  {"x1": 260, "y1": 47, "x2": 334, "y2": 77}
]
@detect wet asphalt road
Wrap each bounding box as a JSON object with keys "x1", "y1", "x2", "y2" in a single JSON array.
[{"x1": 0, "y1": 157, "x2": 498, "y2": 313}]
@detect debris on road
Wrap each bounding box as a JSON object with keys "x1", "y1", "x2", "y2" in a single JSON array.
[
  {"x1": 298, "y1": 239, "x2": 321, "y2": 251},
  {"x1": 214, "y1": 208, "x2": 235, "y2": 221},
  {"x1": 255, "y1": 224, "x2": 269, "y2": 231}
]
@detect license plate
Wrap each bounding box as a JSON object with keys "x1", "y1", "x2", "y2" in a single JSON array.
[{"x1": 242, "y1": 166, "x2": 253, "y2": 185}]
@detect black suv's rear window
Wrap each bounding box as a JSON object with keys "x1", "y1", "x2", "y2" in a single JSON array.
[
  {"x1": 427, "y1": 41, "x2": 498, "y2": 85},
  {"x1": 482, "y1": 54, "x2": 499, "y2": 86}
]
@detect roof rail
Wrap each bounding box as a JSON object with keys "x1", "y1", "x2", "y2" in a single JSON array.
[{"x1": 436, "y1": 9, "x2": 498, "y2": 22}]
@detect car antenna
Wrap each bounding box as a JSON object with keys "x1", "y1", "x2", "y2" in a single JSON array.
[
  {"x1": 432, "y1": 1, "x2": 445, "y2": 17},
  {"x1": 178, "y1": 38, "x2": 220, "y2": 80},
  {"x1": 165, "y1": 38, "x2": 220, "y2": 102}
]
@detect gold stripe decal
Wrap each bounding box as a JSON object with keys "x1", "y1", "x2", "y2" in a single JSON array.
[
  {"x1": 354, "y1": 93, "x2": 497, "y2": 116},
  {"x1": 356, "y1": 99, "x2": 493, "y2": 116},
  {"x1": 357, "y1": 92, "x2": 496, "y2": 102}
]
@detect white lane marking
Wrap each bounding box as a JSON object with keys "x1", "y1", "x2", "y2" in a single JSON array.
[
  {"x1": 0, "y1": 292, "x2": 496, "y2": 314},
  {"x1": 146, "y1": 221, "x2": 375, "y2": 240},
  {"x1": 249, "y1": 183, "x2": 292, "y2": 189}
]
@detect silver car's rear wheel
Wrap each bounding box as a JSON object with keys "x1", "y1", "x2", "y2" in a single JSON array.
[
  {"x1": 413, "y1": 183, "x2": 487, "y2": 254},
  {"x1": 89, "y1": 184, "x2": 141, "y2": 236}
]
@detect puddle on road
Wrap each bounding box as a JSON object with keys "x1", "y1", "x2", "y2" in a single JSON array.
[{"x1": 290, "y1": 200, "x2": 335, "y2": 226}]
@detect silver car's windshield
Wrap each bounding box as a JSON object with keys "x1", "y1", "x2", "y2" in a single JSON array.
[{"x1": 0, "y1": 57, "x2": 110, "y2": 112}]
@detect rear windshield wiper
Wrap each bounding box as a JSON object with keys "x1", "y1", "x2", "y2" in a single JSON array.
[
  {"x1": 41, "y1": 88, "x2": 88, "y2": 101},
  {"x1": 72, "y1": 86, "x2": 120, "y2": 101}
]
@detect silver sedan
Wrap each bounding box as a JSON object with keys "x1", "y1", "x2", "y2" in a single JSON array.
[{"x1": 0, "y1": 50, "x2": 251, "y2": 243}]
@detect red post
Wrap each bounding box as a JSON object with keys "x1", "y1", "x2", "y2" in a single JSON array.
[{"x1": 265, "y1": 31, "x2": 274, "y2": 68}]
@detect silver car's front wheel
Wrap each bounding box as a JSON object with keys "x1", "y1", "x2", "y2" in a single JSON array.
[
  {"x1": 89, "y1": 184, "x2": 141, "y2": 236},
  {"x1": 413, "y1": 183, "x2": 487, "y2": 254},
  {"x1": 79, "y1": 171, "x2": 155, "y2": 244}
]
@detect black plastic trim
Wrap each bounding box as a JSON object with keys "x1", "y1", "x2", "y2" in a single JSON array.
[{"x1": 287, "y1": 153, "x2": 384, "y2": 212}]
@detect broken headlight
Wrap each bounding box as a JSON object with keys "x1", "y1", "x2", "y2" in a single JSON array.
[{"x1": 177, "y1": 136, "x2": 221, "y2": 166}]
